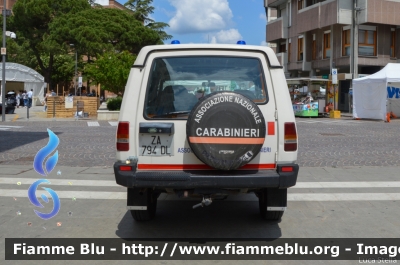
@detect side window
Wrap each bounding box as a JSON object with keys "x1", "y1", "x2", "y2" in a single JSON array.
[
  {"x1": 297, "y1": 37, "x2": 303, "y2": 61},
  {"x1": 144, "y1": 56, "x2": 268, "y2": 119},
  {"x1": 390, "y1": 29, "x2": 396, "y2": 58},
  {"x1": 312, "y1": 34, "x2": 316, "y2": 60},
  {"x1": 359, "y1": 28, "x2": 377, "y2": 56},
  {"x1": 342, "y1": 28, "x2": 351, "y2": 56},
  {"x1": 323, "y1": 32, "x2": 331, "y2": 59}
]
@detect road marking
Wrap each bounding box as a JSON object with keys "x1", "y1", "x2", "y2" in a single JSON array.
[
  {"x1": 0, "y1": 190, "x2": 125, "y2": 199},
  {"x1": 0, "y1": 125, "x2": 24, "y2": 128},
  {"x1": 108, "y1": 121, "x2": 118, "y2": 126},
  {"x1": 87, "y1": 122, "x2": 100, "y2": 127},
  {"x1": 2, "y1": 178, "x2": 400, "y2": 189},
  {"x1": 287, "y1": 193, "x2": 400, "y2": 201},
  {"x1": 296, "y1": 120, "x2": 355, "y2": 124},
  {"x1": 0, "y1": 127, "x2": 10, "y2": 131},
  {"x1": 2, "y1": 190, "x2": 400, "y2": 201},
  {"x1": 292, "y1": 182, "x2": 400, "y2": 188},
  {"x1": 3, "y1": 178, "x2": 400, "y2": 201},
  {"x1": 0, "y1": 178, "x2": 117, "y2": 187}
]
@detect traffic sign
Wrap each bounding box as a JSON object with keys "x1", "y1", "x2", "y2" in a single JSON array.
[
  {"x1": 78, "y1": 77, "x2": 82, "y2": 88},
  {"x1": 332, "y1": 68, "x2": 338, "y2": 84},
  {"x1": 322, "y1": 75, "x2": 329, "y2": 79}
]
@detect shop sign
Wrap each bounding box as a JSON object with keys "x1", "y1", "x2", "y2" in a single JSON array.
[
  {"x1": 387, "y1": 86, "x2": 400, "y2": 99},
  {"x1": 322, "y1": 75, "x2": 329, "y2": 79}
]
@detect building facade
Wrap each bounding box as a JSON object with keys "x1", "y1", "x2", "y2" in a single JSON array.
[
  {"x1": 94, "y1": 0, "x2": 126, "y2": 10},
  {"x1": 0, "y1": 0, "x2": 17, "y2": 9},
  {"x1": 265, "y1": 0, "x2": 400, "y2": 112}
]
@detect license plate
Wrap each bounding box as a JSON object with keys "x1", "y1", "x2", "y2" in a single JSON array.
[{"x1": 139, "y1": 134, "x2": 174, "y2": 156}]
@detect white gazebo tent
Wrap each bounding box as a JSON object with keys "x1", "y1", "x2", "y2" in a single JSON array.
[
  {"x1": 353, "y1": 63, "x2": 400, "y2": 121},
  {"x1": 0, "y1": 62, "x2": 46, "y2": 105}
]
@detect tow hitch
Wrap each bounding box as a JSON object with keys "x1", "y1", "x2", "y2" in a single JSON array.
[{"x1": 193, "y1": 196, "x2": 212, "y2": 209}]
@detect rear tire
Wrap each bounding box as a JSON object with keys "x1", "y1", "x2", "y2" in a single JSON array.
[
  {"x1": 128, "y1": 188, "x2": 157, "y2": 221},
  {"x1": 258, "y1": 188, "x2": 287, "y2": 221}
]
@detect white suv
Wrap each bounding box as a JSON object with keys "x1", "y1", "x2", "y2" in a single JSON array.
[{"x1": 114, "y1": 42, "x2": 299, "y2": 221}]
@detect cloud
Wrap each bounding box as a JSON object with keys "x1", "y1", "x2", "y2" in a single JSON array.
[
  {"x1": 168, "y1": 0, "x2": 233, "y2": 34},
  {"x1": 260, "y1": 41, "x2": 268, "y2": 46},
  {"x1": 259, "y1": 13, "x2": 267, "y2": 22},
  {"x1": 209, "y1": 29, "x2": 243, "y2": 44}
]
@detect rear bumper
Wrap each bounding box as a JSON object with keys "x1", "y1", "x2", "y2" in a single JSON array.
[{"x1": 114, "y1": 162, "x2": 298, "y2": 189}]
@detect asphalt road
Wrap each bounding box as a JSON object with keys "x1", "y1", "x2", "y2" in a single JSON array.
[
  {"x1": 1, "y1": 118, "x2": 400, "y2": 265},
  {"x1": 0, "y1": 117, "x2": 399, "y2": 167}
]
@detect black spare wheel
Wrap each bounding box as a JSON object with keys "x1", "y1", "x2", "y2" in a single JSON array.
[{"x1": 187, "y1": 92, "x2": 266, "y2": 170}]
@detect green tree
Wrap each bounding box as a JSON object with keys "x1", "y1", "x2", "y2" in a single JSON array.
[
  {"x1": 124, "y1": 0, "x2": 155, "y2": 24},
  {"x1": 147, "y1": 22, "x2": 172, "y2": 43},
  {"x1": 84, "y1": 51, "x2": 136, "y2": 96},
  {"x1": 124, "y1": 0, "x2": 172, "y2": 42},
  {"x1": 4, "y1": 0, "x2": 168, "y2": 92},
  {"x1": 49, "y1": 7, "x2": 161, "y2": 58},
  {"x1": 9, "y1": 0, "x2": 91, "y2": 89}
]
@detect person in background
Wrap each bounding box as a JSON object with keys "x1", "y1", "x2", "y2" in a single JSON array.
[
  {"x1": 27, "y1": 89, "x2": 33, "y2": 108},
  {"x1": 22, "y1": 90, "x2": 28, "y2": 108},
  {"x1": 16, "y1": 91, "x2": 21, "y2": 108},
  {"x1": 43, "y1": 92, "x2": 51, "y2": 112}
]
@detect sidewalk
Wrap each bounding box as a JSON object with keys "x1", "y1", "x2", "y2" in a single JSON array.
[
  {"x1": 2, "y1": 104, "x2": 96, "y2": 122},
  {"x1": 0, "y1": 105, "x2": 391, "y2": 122},
  {"x1": 340, "y1": 112, "x2": 353, "y2": 117}
]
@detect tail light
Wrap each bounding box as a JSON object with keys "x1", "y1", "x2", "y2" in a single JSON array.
[
  {"x1": 119, "y1": 165, "x2": 132, "y2": 171},
  {"x1": 117, "y1": 121, "x2": 129, "y2": 151},
  {"x1": 284, "y1": 122, "x2": 297, "y2": 151},
  {"x1": 280, "y1": 166, "x2": 294, "y2": 172}
]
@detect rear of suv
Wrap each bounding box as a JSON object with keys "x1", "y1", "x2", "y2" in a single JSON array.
[{"x1": 114, "y1": 42, "x2": 299, "y2": 221}]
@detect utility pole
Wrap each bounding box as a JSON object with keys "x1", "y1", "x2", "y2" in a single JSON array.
[
  {"x1": 349, "y1": 0, "x2": 360, "y2": 113},
  {"x1": 1, "y1": 0, "x2": 7, "y2": 122},
  {"x1": 70, "y1": 44, "x2": 78, "y2": 96},
  {"x1": 353, "y1": 0, "x2": 359, "y2": 80},
  {"x1": 74, "y1": 50, "x2": 77, "y2": 96}
]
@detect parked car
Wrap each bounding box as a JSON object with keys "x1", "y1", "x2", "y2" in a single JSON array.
[
  {"x1": 0, "y1": 93, "x2": 16, "y2": 114},
  {"x1": 113, "y1": 41, "x2": 299, "y2": 222}
]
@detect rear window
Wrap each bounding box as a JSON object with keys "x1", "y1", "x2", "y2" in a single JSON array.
[{"x1": 144, "y1": 56, "x2": 268, "y2": 119}]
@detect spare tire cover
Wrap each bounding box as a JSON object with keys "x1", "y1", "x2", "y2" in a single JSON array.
[{"x1": 187, "y1": 91, "x2": 266, "y2": 170}]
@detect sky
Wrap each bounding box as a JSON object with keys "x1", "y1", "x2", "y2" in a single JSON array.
[{"x1": 117, "y1": 0, "x2": 268, "y2": 46}]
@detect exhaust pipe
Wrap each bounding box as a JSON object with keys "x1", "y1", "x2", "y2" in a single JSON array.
[{"x1": 193, "y1": 196, "x2": 212, "y2": 209}]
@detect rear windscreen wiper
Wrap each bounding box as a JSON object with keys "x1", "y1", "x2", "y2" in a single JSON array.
[{"x1": 153, "y1": 111, "x2": 191, "y2": 118}]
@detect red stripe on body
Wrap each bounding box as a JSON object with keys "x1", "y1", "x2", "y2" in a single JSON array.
[{"x1": 189, "y1": 137, "x2": 264, "y2": 144}]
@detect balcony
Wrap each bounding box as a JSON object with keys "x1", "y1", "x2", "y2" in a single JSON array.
[
  {"x1": 266, "y1": 0, "x2": 287, "y2": 7},
  {"x1": 266, "y1": 18, "x2": 285, "y2": 42},
  {"x1": 296, "y1": 0, "x2": 351, "y2": 33},
  {"x1": 297, "y1": 4, "x2": 321, "y2": 33}
]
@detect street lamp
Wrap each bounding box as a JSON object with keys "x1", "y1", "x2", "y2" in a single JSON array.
[
  {"x1": 1, "y1": 2, "x2": 12, "y2": 122},
  {"x1": 70, "y1": 44, "x2": 77, "y2": 96}
]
